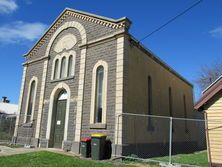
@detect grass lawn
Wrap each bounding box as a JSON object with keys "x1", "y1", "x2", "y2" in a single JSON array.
[
  {"x1": 0, "y1": 150, "x2": 208, "y2": 167},
  {"x1": 0, "y1": 151, "x2": 140, "y2": 167},
  {"x1": 154, "y1": 150, "x2": 208, "y2": 167}
]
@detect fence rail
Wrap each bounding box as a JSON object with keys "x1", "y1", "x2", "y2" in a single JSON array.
[{"x1": 114, "y1": 113, "x2": 213, "y2": 167}]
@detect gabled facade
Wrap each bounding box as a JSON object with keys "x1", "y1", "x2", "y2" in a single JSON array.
[{"x1": 14, "y1": 8, "x2": 195, "y2": 156}]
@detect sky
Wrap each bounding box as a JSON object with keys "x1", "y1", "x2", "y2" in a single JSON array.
[{"x1": 0, "y1": 0, "x2": 222, "y2": 104}]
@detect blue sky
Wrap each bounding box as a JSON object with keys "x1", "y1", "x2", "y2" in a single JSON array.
[{"x1": 0, "y1": 0, "x2": 222, "y2": 104}]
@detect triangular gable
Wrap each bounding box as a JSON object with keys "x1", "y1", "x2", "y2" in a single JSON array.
[
  {"x1": 195, "y1": 75, "x2": 222, "y2": 110},
  {"x1": 24, "y1": 8, "x2": 131, "y2": 59}
]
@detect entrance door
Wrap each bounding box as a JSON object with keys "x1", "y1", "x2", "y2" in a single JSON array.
[{"x1": 50, "y1": 90, "x2": 67, "y2": 148}]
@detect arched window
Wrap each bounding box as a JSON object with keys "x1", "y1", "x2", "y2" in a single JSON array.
[
  {"x1": 60, "y1": 57, "x2": 66, "y2": 78},
  {"x1": 26, "y1": 80, "x2": 36, "y2": 123},
  {"x1": 90, "y1": 61, "x2": 108, "y2": 125},
  {"x1": 147, "y1": 76, "x2": 154, "y2": 130},
  {"x1": 54, "y1": 59, "x2": 59, "y2": 79},
  {"x1": 169, "y1": 87, "x2": 173, "y2": 117},
  {"x1": 183, "y1": 95, "x2": 188, "y2": 133},
  {"x1": 94, "y1": 66, "x2": 104, "y2": 123},
  {"x1": 67, "y1": 55, "x2": 73, "y2": 77}
]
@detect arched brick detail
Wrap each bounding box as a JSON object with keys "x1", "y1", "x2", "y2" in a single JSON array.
[{"x1": 45, "y1": 21, "x2": 87, "y2": 57}]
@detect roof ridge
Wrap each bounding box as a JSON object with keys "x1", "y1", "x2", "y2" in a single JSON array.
[
  {"x1": 24, "y1": 8, "x2": 131, "y2": 58},
  {"x1": 65, "y1": 8, "x2": 130, "y2": 23},
  {"x1": 202, "y1": 74, "x2": 222, "y2": 94}
]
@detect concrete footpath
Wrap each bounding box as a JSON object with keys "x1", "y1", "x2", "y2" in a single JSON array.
[
  {"x1": 0, "y1": 146, "x2": 40, "y2": 156},
  {"x1": 0, "y1": 146, "x2": 78, "y2": 157}
]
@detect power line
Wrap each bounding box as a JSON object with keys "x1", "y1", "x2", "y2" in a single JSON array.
[{"x1": 139, "y1": 0, "x2": 203, "y2": 42}]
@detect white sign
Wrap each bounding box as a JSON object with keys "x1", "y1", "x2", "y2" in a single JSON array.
[{"x1": 57, "y1": 120, "x2": 61, "y2": 125}]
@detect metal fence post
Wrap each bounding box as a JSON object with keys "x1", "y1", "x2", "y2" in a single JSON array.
[{"x1": 169, "y1": 117, "x2": 173, "y2": 165}]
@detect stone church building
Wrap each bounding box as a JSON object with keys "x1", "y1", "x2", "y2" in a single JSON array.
[{"x1": 13, "y1": 8, "x2": 196, "y2": 156}]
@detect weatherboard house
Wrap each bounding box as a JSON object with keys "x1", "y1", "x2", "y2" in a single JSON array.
[
  {"x1": 195, "y1": 75, "x2": 222, "y2": 167},
  {"x1": 13, "y1": 9, "x2": 196, "y2": 156}
]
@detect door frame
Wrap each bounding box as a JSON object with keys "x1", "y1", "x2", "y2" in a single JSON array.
[{"x1": 46, "y1": 83, "x2": 71, "y2": 149}]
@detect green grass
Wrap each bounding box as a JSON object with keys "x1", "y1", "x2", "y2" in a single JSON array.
[
  {"x1": 0, "y1": 150, "x2": 208, "y2": 167},
  {"x1": 0, "y1": 151, "x2": 138, "y2": 167},
  {"x1": 154, "y1": 150, "x2": 208, "y2": 167}
]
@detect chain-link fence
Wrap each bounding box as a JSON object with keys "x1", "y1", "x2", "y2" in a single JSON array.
[
  {"x1": 0, "y1": 114, "x2": 16, "y2": 144},
  {"x1": 0, "y1": 113, "x2": 35, "y2": 147},
  {"x1": 114, "y1": 113, "x2": 212, "y2": 167}
]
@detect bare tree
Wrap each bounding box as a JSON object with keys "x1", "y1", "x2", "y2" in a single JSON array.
[{"x1": 195, "y1": 60, "x2": 222, "y2": 91}]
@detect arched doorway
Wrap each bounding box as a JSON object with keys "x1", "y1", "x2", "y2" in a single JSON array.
[{"x1": 49, "y1": 90, "x2": 67, "y2": 148}]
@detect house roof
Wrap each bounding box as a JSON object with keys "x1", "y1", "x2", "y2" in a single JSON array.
[
  {"x1": 23, "y1": 8, "x2": 131, "y2": 59},
  {"x1": 0, "y1": 102, "x2": 18, "y2": 116},
  {"x1": 194, "y1": 75, "x2": 222, "y2": 111}
]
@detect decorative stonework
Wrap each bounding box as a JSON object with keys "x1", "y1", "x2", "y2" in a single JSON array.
[
  {"x1": 66, "y1": 11, "x2": 127, "y2": 29},
  {"x1": 74, "y1": 48, "x2": 87, "y2": 142},
  {"x1": 46, "y1": 82, "x2": 71, "y2": 144},
  {"x1": 23, "y1": 76, "x2": 38, "y2": 123},
  {"x1": 90, "y1": 60, "x2": 108, "y2": 125},
  {"x1": 35, "y1": 60, "x2": 48, "y2": 139},
  {"x1": 26, "y1": 9, "x2": 129, "y2": 59},
  {"x1": 54, "y1": 34, "x2": 77, "y2": 53},
  {"x1": 14, "y1": 66, "x2": 27, "y2": 137},
  {"x1": 114, "y1": 37, "x2": 125, "y2": 145},
  {"x1": 34, "y1": 21, "x2": 87, "y2": 142}
]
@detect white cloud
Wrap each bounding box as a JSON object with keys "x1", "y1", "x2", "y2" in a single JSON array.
[
  {"x1": 209, "y1": 26, "x2": 222, "y2": 39},
  {"x1": 0, "y1": 21, "x2": 48, "y2": 44},
  {"x1": 0, "y1": 0, "x2": 18, "y2": 14}
]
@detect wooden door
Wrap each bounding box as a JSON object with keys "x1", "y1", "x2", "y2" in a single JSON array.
[{"x1": 50, "y1": 99, "x2": 66, "y2": 148}]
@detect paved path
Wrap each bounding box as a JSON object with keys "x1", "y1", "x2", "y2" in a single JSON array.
[
  {"x1": 0, "y1": 146, "x2": 41, "y2": 156},
  {"x1": 0, "y1": 146, "x2": 79, "y2": 157}
]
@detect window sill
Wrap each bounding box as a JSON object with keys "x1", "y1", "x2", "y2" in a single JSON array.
[
  {"x1": 90, "y1": 123, "x2": 107, "y2": 129},
  {"x1": 23, "y1": 122, "x2": 33, "y2": 128},
  {"x1": 51, "y1": 76, "x2": 74, "y2": 83}
]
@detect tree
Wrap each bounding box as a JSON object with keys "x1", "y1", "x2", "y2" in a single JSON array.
[{"x1": 195, "y1": 61, "x2": 222, "y2": 91}]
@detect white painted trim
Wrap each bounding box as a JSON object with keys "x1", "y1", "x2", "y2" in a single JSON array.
[
  {"x1": 23, "y1": 76, "x2": 38, "y2": 123},
  {"x1": 51, "y1": 51, "x2": 76, "y2": 80},
  {"x1": 46, "y1": 82, "x2": 71, "y2": 144},
  {"x1": 114, "y1": 37, "x2": 125, "y2": 145},
  {"x1": 14, "y1": 66, "x2": 27, "y2": 137},
  {"x1": 45, "y1": 21, "x2": 86, "y2": 59},
  {"x1": 74, "y1": 48, "x2": 87, "y2": 142},
  {"x1": 35, "y1": 21, "x2": 87, "y2": 142},
  {"x1": 65, "y1": 50, "x2": 76, "y2": 77},
  {"x1": 35, "y1": 60, "x2": 48, "y2": 139},
  {"x1": 51, "y1": 55, "x2": 60, "y2": 80},
  {"x1": 90, "y1": 60, "x2": 108, "y2": 124},
  {"x1": 202, "y1": 74, "x2": 222, "y2": 94},
  {"x1": 60, "y1": 56, "x2": 67, "y2": 78},
  {"x1": 54, "y1": 33, "x2": 77, "y2": 53}
]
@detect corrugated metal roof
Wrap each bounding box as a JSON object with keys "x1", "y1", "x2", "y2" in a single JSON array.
[
  {"x1": 195, "y1": 76, "x2": 222, "y2": 110},
  {"x1": 0, "y1": 102, "x2": 18, "y2": 115}
]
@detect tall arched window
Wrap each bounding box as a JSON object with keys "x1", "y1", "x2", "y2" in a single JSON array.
[
  {"x1": 147, "y1": 75, "x2": 154, "y2": 130},
  {"x1": 94, "y1": 66, "x2": 104, "y2": 123},
  {"x1": 54, "y1": 59, "x2": 59, "y2": 79},
  {"x1": 60, "y1": 57, "x2": 66, "y2": 78},
  {"x1": 183, "y1": 95, "x2": 188, "y2": 133},
  {"x1": 26, "y1": 80, "x2": 36, "y2": 123},
  {"x1": 67, "y1": 55, "x2": 73, "y2": 77},
  {"x1": 90, "y1": 61, "x2": 108, "y2": 125}
]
